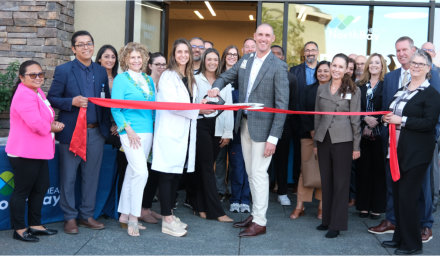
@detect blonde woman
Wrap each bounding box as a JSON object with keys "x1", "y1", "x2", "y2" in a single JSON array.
[{"x1": 111, "y1": 42, "x2": 155, "y2": 237}]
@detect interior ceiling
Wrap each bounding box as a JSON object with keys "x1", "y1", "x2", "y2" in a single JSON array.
[{"x1": 167, "y1": 1, "x2": 257, "y2": 22}]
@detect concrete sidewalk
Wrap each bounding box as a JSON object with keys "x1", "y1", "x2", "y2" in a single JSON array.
[{"x1": 1, "y1": 192, "x2": 439, "y2": 255}]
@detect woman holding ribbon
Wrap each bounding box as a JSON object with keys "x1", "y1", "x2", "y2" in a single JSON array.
[
  {"x1": 111, "y1": 42, "x2": 155, "y2": 237},
  {"x1": 355, "y1": 53, "x2": 387, "y2": 219},
  {"x1": 381, "y1": 49, "x2": 440, "y2": 255},
  {"x1": 314, "y1": 53, "x2": 361, "y2": 238},
  {"x1": 193, "y1": 48, "x2": 234, "y2": 222},
  {"x1": 152, "y1": 38, "x2": 213, "y2": 237},
  {"x1": 6, "y1": 60, "x2": 64, "y2": 242}
]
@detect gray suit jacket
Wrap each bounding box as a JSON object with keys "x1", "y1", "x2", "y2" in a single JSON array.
[
  {"x1": 212, "y1": 52, "x2": 289, "y2": 142},
  {"x1": 314, "y1": 82, "x2": 361, "y2": 151}
]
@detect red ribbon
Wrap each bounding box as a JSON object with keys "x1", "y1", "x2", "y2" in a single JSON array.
[{"x1": 69, "y1": 97, "x2": 399, "y2": 181}]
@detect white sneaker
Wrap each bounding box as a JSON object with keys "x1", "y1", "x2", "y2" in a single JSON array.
[
  {"x1": 240, "y1": 203, "x2": 250, "y2": 213},
  {"x1": 162, "y1": 219, "x2": 187, "y2": 237},
  {"x1": 278, "y1": 194, "x2": 291, "y2": 206},
  {"x1": 229, "y1": 203, "x2": 240, "y2": 213},
  {"x1": 173, "y1": 215, "x2": 188, "y2": 230}
]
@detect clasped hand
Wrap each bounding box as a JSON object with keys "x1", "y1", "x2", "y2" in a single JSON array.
[
  {"x1": 199, "y1": 98, "x2": 215, "y2": 115},
  {"x1": 51, "y1": 121, "x2": 65, "y2": 133},
  {"x1": 72, "y1": 95, "x2": 88, "y2": 108},
  {"x1": 382, "y1": 113, "x2": 402, "y2": 125}
]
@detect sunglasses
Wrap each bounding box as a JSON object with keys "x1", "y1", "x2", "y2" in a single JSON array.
[{"x1": 25, "y1": 72, "x2": 45, "y2": 79}]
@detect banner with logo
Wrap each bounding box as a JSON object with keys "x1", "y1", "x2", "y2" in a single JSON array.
[{"x1": 0, "y1": 145, "x2": 118, "y2": 230}]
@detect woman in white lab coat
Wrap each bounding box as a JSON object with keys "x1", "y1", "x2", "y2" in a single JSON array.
[{"x1": 152, "y1": 38, "x2": 213, "y2": 237}]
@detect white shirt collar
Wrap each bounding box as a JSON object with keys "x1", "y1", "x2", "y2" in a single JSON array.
[{"x1": 253, "y1": 50, "x2": 271, "y2": 62}]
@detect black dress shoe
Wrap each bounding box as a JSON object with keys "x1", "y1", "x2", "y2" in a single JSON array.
[
  {"x1": 394, "y1": 248, "x2": 422, "y2": 255},
  {"x1": 382, "y1": 240, "x2": 399, "y2": 248},
  {"x1": 13, "y1": 230, "x2": 39, "y2": 242},
  {"x1": 359, "y1": 212, "x2": 369, "y2": 218},
  {"x1": 28, "y1": 226, "x2": 58, "y2": 236},
  {"x1": 325, "y1": 230, "x2": 340, "y2": 238},
  {"x1": 316, "y1": 224, "x2": 329, "y2": 231}
]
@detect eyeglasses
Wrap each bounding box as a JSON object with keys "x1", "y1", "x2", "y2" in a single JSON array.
[
  {"x1": 25, "y1": 72, "x2": 45, "y2": 79},
  {"x1": 75, "y1": 42, "x2": 94, "y2": 49},
  {"x1": 410, "y1": 61, "x2": 428, "y2": 68},
  {"x1": 191, "y1": 45, "x2": 205, "y2": 50},
  {"x1": 153, "y1": 63, "x2": 167, "y2": 68},
  {"x1": 422, "y1": 48, "x2": 435, "y2": 53},
  {"x1": 226, "y1": 53, "x2": 238, "y2": 57},
  {"x1": 304, "y1": 49, "x2": 317, "y2": 54}
]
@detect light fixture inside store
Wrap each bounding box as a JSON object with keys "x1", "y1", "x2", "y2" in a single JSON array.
[
  {"x1": 194, "y1": 10, "x2": 204, "y2": 19},
  {"x1": 384, "y1": 12, "x2": 428, "y2": 19},
  {"x1": 297, "y1": 7, "x2": 306, "y2": 21},
  {"x1": 134, "y1": 2, "x2": 163, "y2": 12},
  {"x1": 249, "y1": 15, "x2": 254, "y2": 21},
  {"x1": 204, "y1": 1, "x2": 216, "y2": 17}
]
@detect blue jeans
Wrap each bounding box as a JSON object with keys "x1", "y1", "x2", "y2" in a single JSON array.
[{"x1": 228, "y1": 133, "x2": 250, "y2": 205}]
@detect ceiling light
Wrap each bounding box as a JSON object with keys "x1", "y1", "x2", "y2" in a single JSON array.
[
  {"x1": 301, "y1": 13, "x2": 307, "y2": 22},
  {"x1": 249, "y1": 15, "x2": 254, "y2": 21},
  {"x1": 204, "y1": 1, "x2": 216, "y2": 17},
  {"x1": 134, "y1": 2, "x2": 163, "y2": 12},
  {"x1": 194, "y1": 10, "x2": 204, "y2": 19}
]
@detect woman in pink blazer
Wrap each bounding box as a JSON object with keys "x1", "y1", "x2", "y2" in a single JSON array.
[{"x1": 6, "y1": 60, "x2": 64, "y2": 242}]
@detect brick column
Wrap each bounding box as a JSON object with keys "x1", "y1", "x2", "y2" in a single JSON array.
[{"x1": 0, "y1": 0, "x2": 74, "y2": 136}]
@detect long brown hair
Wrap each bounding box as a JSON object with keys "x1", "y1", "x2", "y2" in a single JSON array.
[
  {"x1": 220, "y1": 45, "x2": 240, "y2": 73},
  {"x1": 358, "y1": 53, "x2": 387, "y2": 84},
  {"x1": 197, "y1": 48, "x2": 221, "y2": 78},
  {"x1": 332, "y1": 53, "x2": 356, "y2": 97},
  {"x1": 168, "y1": 38, "x2": 195, "y2": 96}
]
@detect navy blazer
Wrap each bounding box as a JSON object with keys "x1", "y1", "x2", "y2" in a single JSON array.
[{"x1": 47, "y1": 60, "x2": 111, "y2": 144}]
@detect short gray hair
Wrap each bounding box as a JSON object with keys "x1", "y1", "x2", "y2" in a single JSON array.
[
  {"x1": 396, "y1": 36, "x2": 414, "y2": 49},
  {"x1": 411, "y1": 48, "x2": 432, "y2": 79}
]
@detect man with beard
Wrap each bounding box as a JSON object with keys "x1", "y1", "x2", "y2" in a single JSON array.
[
  {"x1": 288, "y1": 41, "x2": 320, "y2": 192},
  {"x1": 190, "y1": 37, "x2": 206, "y2": 73}
]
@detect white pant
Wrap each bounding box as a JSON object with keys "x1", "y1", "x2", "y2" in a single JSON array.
[
  {"x1": 118, "y1": 133, "x2": 152, "y2": 217},
  {"x1": 240, "y1": 119, "x2": 272, "y2": 226}
]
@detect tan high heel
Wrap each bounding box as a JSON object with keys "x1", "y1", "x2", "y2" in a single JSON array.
[{"x1": 289, "y1": 208, "x2": 305, "y2": 219}]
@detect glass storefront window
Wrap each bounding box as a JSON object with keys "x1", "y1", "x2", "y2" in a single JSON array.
[
  {"x1": 262, "y1": 2, "x2": 284, "y2": 46},
  {"x1": 282, "y1": 3, "x2": 429, "y2": 69},
  {"x1": 370, "y1": 6, "x2": 429, "y2": 69},
  {"x1": 133, "y1": 1, "x2": 163, "y2": 52},
  {"x1": 434, "y1": 8, "x2": 440, "y2": 66}
]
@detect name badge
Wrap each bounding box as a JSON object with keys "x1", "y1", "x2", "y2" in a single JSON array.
[
  {"x1": 342, "y1": 93, "x2": 352, "y2": 100},
  {"x1": 240, "y1": 60, "x2": 247, "y2": 69}
]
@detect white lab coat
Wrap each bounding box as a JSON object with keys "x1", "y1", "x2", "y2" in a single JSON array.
[{"x1": 152, "y1": 70, "x2": 199, "y2": 174}]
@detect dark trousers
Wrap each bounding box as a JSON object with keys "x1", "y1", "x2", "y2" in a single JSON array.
[
  {"x1": 229, "y1": 132, "x2": 250, "y2": 204},
  {"x1": 59, "y1": 128, "x2": 105, "y2": 220},
  {"x1": 193, "y1": 118, "x2": 225, "y2": 219},
  {"x1": 272, "y1": 123, "x2": 291, "y2": 195},
  {"x1": 392, "y1": 164, "x2": 429, "y2": 251},
  {"x1": 317, "y1": 133, "x2": 352, "y2": 231},
  {"x1": 158, "y1": 171, "x2": 181, "y2": 216},
  {"x1": 8, "y1": 157, "x2": 50, "y2": 230},
  {"x1": 355, "y1": 137, "x2": 386, "y2": 212},
  {"x1": 142, "y1": 165, "x2": 159, "y2": 209}
]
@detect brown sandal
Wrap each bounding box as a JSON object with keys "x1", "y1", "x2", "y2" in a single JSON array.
[{"x1": 289, "y1": 208, "x2": 305, "y2": 219}]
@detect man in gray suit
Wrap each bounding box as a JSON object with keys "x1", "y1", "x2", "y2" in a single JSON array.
[{"x1": 208, "y1": 23, "x2": 289, "y2": 237}]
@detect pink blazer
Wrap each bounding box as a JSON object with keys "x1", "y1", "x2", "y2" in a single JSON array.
[{"x1": 6, "y1": 83, "x2": 55, "y2": 159}]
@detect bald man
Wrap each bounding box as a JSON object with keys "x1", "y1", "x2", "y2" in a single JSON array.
[{"x1": 209, "y1": 24, "x2": 289, "y2": 237}]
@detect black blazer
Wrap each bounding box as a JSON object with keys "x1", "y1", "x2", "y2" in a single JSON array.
[
  {"x1": 395, "y1": 85, "x2": 440, "y2": 172},
  {"x1": 300, "y1": 82, "x2": 319, "y2": 138},
  {"x1": 358, "y1": 81, "x2": 383, "y2": 130}
]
